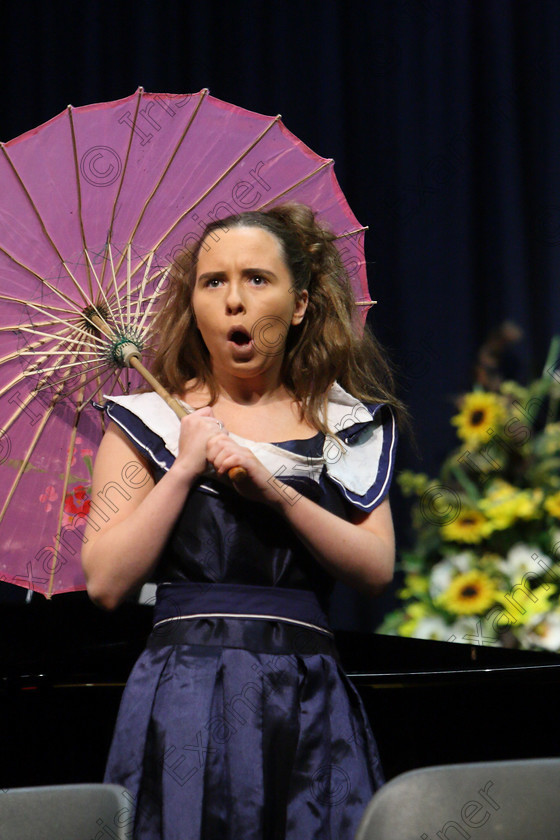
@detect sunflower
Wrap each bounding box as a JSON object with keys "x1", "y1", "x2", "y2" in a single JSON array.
[
  {"x1": 440, "y1": 508, "x2": 490, "y2": 543},
  {"x1": 544, "y1": 491, "x2": 560, "y2": 519},
  {"x1": 451, "y1": 391, "x2": 507, "y2": 448},
  {"x1": 437, "y1": 570, "x2": 499, "y2": 615}
]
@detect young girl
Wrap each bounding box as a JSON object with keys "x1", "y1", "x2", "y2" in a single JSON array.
[{"x1": 82, "y1": 202, "x2": 405, "y2": 839}]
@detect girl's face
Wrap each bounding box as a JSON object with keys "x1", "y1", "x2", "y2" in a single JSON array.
[{"x1": 191, "y1": 225, "x2": 308, "y2": 385}]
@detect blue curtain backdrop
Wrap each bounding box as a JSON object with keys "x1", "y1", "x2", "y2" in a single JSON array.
[{"x1": 1, "y1": 0, "x2": 559, "y2": 628}]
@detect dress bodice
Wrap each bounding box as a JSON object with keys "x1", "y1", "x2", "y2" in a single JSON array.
[{"x1": 104, "y1": 384, "x2": 397, "y2": 613}]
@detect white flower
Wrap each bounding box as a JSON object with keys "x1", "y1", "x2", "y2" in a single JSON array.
[
  {"x1": 412, "y1": 617, "x2": 453, "y2": 641},
  {"x1": 429, "y1": 552, "x2": 473, "y2": 598},
  {"x1": 446, "y1": 616, "x2": 501, "y2": 647},
  {"x1": 517, "y1": 612, "x2": 560, "y2": 652},
  {"x1": 498, "y1": 543, "x2": 550, "y2": 581},
  {"x1": 411, "y1": 614, "x2": 499, "y2": 645}
]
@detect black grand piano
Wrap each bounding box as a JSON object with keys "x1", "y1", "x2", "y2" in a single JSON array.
[{"x1": 2, "y1": 589, "x2": 560, "y2": 788}]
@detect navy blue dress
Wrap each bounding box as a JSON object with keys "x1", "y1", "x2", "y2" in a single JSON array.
[{"x1": 102, "y1": 385, "x2": 397, "y2": 840}]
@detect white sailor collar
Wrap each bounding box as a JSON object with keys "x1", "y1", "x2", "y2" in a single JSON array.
[{"x1": 104, "y1": 382, "x2": 395, "y2": 498}]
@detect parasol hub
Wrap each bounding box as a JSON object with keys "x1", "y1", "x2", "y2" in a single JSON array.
[{"x1": 110, "y1": 336, "x2": 143, "y2": 368}]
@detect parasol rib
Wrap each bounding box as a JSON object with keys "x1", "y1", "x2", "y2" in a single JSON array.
[
  {"x1": 68, "y1": 106, "x2": 93, "y2": 301},
  {"x1": 135, "y1": 265, "x2": 170, "y2": 334},
  {"x1": 84, "y1": 244, "x2": 156, "y2": 340},
  {"x1": 133, "y1": 250, "x2": 156, "y2": 324},
  {"x1": 21, "y1": 349, "x2": 103, "y2": 360},
  {"x1": 258, "y1": 158, "x2": 334, "y2": 210},
  {"x1": 2, "y1": 287, "x2": 123, "y2": 352},
  {"x1": 127, "y1": 244, "x2": 132, "y2": 327},
  {"x1": 0, "y1": 328, "x2": 76, "y2": 395},
  {"x1": 0, "y1": 145, "x2": 91, "y2": 308},
  {"x1": 49, "y1": 375, "x2": 87, "y2": 597},
  {"x1": 0, "y1": 411, "x2": 55, "y2": 521},
  {"x1": 333, "y1": 229, "x2": 374, "y2": 307},
  {"x1": 110, "y1": 89, "x2": 209, "y2": 283},
  {"x1": 0, "y1": 323, "x2": 73, "y2": 358},
  {"x1": 14, "y1": 317, "x2": 103, "y2": 352},
  {"x1": 47, "y1": 363, "x2": 120, "y2": 407},
  {"x1": 0, "y1": 342, "x2": 55, "y2": 369},
  {"x1": 30, "y1": 359, "x2": 108, "y2": 391},
  {"x1": 107, "y1": 242, "x2": 129, "y2": 331},
  {"x1": 86, "y1": 366, "x2": 122, "y2": 411},
  {"x1": 23, "y1": 357, "x2": 107, "y2": 373},
  {"x1": 107, "y1": 107, "x2": 281, "y2": 300},
  {"x1": 0, "y1": 292, "x2": 76, "y2": 320},
  {"x1": 0, "y1": 340, "x2": 94, "y2": 544},
  {"x1": 0, "y1": 326, "x2": 110, "y2": 412},
  {"x1": 99, "y1": 88, "x2": 145, "y2": 290},
  {"x1": 12, "y1": 322, "x2": 106, "y2": 354},
  {"x1": 0, "y1": 256, "x2": 94, "y2": 321},
  {"x1": 0, "y1": 369, "x2": 47, "y2": 402},
  {"x1": 336, "y1": 226, "x2": 369, "y2": 239},
  {"x1": 0, "y1": 387, "x2": 45, "y2": 436},
  {"x1": 0, "y1": 398, "x2": 59, "y2": 525},
  {"x1": 258, "y1": 172, "x2": 374, "y2": 308},
  {"x1": 84, "y1": 247, "x2": 132, "y2": 336},
  {"x1": 106, "y1": 259, "x2": 166, "y2": 326},
  {"x1": 0, "y1": 319, "x2": 70, "y2": 333}
]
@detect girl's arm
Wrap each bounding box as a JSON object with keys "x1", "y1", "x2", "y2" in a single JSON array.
[
  {"x1": 207, "y1": 436, "x2": 395, "y2": 597},
  {"x1": 81, "y1": 407, "x2": 221, "y2": 610},
  {"x1": 268, "y1": 490, "x2": 395, "y2": 596}
]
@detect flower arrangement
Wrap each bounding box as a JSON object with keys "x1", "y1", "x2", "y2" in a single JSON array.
[{"x1": 378, "y1": 332, "x2": 560, "y2": 651}]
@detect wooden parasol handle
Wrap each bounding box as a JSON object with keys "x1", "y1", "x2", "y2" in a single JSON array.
[
  {"x1": 128, "y1": 356, "x2": 247, "y2": 482},
  {"x1": 89, "y1": 313, "x2": 246, "y2": 482}
]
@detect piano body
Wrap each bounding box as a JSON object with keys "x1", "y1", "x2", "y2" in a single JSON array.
[{"x1": 1, "y1": 591, "x2": 560, "y2": 787}]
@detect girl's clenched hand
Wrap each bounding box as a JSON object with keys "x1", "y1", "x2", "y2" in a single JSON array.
[
  {"x1": 172, "y1": 407, "x2": 226, "y2": 484},
  {"x1": 206, "y1": 433, "x2": 288, "y2": 509}
]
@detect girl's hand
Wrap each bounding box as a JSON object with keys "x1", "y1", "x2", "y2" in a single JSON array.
[
  {"x1": 172, "y1": 406, "x2": 225, "y2": 484},
  {"x1": 206, "y1": 434, "x2": 284, "y2": 507}
]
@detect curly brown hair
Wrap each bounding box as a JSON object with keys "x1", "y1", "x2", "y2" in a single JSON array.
[{"x1": 149, "y1": 202, "x2": 408, "y2": 436}]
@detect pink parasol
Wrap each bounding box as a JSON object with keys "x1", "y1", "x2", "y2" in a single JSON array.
[{"x1": 0, "y1": 88, "x2": 374, "y2": 597}]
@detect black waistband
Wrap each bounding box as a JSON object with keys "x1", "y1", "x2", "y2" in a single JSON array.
[
  {"x1": 148, "y1": 582, "x2": 339, "y2": 660},
  {"x1": 153, "y1": 581, "x2": 331, "y2": 629}
]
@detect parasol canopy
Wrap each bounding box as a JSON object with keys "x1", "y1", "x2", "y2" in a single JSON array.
[{"x1": 0, "y1": 88, "x2": 373, "y2": 597}]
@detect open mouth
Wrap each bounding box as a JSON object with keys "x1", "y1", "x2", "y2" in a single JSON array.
[{"x1": 227, "y1": 327, "x2": 252, "y2": 346}]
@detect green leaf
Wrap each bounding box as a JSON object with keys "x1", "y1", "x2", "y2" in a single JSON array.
[
  {"x1": 542, "y1": 335, "x2": 560, "y2": 380},
  {"x1": 448, "y1": 462, "x2": 481, "y2": 503}
]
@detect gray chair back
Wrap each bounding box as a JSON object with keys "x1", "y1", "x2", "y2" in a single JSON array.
[
  {"x1": 355, "y1": 758, "x2": 560, "y2": 839},
  {"x1": 0, "y1": 783, "x2": 133, "y2": 840}
]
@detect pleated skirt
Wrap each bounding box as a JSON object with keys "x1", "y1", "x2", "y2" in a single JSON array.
[{"x1": 104, "y1": 582, "x2": 384, "y2": 839}]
